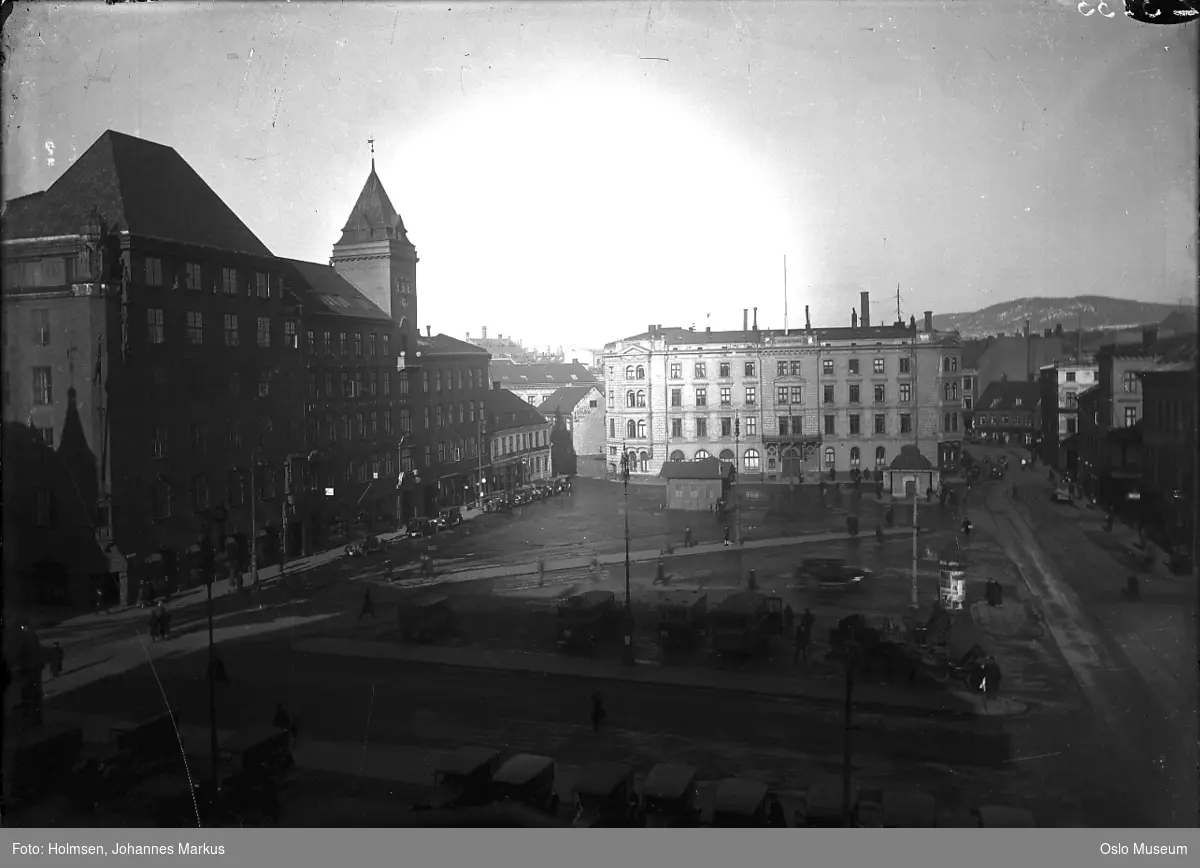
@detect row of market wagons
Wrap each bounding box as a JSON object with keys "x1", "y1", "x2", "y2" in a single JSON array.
[{"x1": 408, "y1": 746, "x2": 1036, "y2": 828}]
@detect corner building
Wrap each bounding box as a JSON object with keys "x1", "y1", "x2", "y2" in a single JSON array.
[{"x1": 601, "y1": 300, "x2": 963, "y2": 487}]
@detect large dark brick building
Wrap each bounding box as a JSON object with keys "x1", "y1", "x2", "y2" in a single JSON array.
[{"x1": 1, "y1": 130, "x2": 304, "y2": 606}]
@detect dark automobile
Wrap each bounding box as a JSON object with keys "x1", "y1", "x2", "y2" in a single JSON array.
[
  {"x1": 407, "y1": 517, "x2": 439, "y2": 539},
  {"x1": 436, "y1": 507, "x2": 463, "y2": 529},
  {"x1": 798, "y1": 558, "x2": 870, "y2": 590}
]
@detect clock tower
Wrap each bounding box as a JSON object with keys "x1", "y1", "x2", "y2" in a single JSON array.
[{"x1": 330, "y1": 156, "x2": 419, "y2": 365}]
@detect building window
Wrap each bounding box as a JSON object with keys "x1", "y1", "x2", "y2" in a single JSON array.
[
  {"x1": 874, "y1": 414, "x2": 886, "y2": 434},
  {"x1": 354, "y1": 371, "x2": 363, "y2": 398},
  {"x1": 368, "y1": 333, "x2": 377, "y2": 358},
  {"x1": 256, "y1": 317, "x2": 271, "y2": 348},
  {"x1": 696, "y1": 418, "x2": 708, "y2": 438},
  {"x1": 626, "y1": 419, "x2": 637, "y2": 439},
  {"x1": 258, "y1": 370, "x2": 271, "y2": 397},
  {"x1": 353, "y1": 332, "x2": 362, "y2": 357},
  {"x1": 256, "y1": 272, "x2": 269, "y2": 299},
  {"x1": 284, "y1": 320, "x2": 298, "y2": 349},
  {"x1": 900, "y1": 383, "x2": 911, "y2": 402},
  {"x1": 340, "y1": 414, "x2": 351, "y2": 440},
  {"x1": 145, "y1": 257, "x2": 163, "y2": 286},
  {"x1": 789, "y1": 386, "x2": 802, "y2": 404},
  {"x1": 777, "y1": 361, "x2": 788, "y2": 377},
  {"x1": 383, "y1": 334, "x2": 390, "y2": 357},
  {"x1": 398, "y1": 370, "x2": 409, "y2": 395},
  {"x1": 743, "y1": 449, "x2": 760, "y2": 471},
  {"x1": 875, "y1": 446, "x2": 886, "y2": 467},
  {"x1": 696, "y1": 388, "x2": 707, "y2": 407},
  {"x1": 400, "y1": 407, "x2": 411, "y2": 433},
  {"x1": 370, "y1": 410, "x2": 378, "y2": 437},
  {"x1": 221, "y1": 267, "x2": 238, "y2": 295},
  {"x1": 824, "y1": 414, "x2": 835, "y2": 435},
  {"x1": 694, "y1": 362, "x2": 707, "y2": 379},
  {"x1": 185, "y1": 262, "x2": 202, "y2": 291},
  {"x1": 191, "y1": 474, "x2": 210, "y2": 512},
  {"x1": 339, "y1": 333, "x2": 347, "y2": 355},
  {"x1": 823, "y1": 384, "x2": 834, "y2": 404},
  {"x1": 964, "y1": 396, "x2": 973, "y2": 410},
  {"x1": 720, "y1": 387, "x2": 731, "y2": 405},
  {"x1": 426, "y1": 407, "x2": 432, "y2": 429},
  {"x1": 824, "y1": 447, "x2": 835, "y2": 467},
  {"x1": 873, "y1": 358, "x2": 885, "y2": 374},
  {"x1": 32, "y1": 366, "x2": 52, "y2": 404},
  {"x1": 900, "y1": 413, "x2": 912, "y2": 433},
  {"x1": 382, "y1": 371, "x2": 391, "y2": 396},
  {"x1": 744, "y1": 361, "x2": 756, "y2": 377},
  {"x1": 322, "y1": 331, "x2": 332, "y2": 354},
  {"x1": 671, "y1": 418, "x2": 683, "y2": 438},
  {"x1": 899, "y1": 357, "x2": 911, "y2": 374},
  {"x1": 944, "y1": 413, "x2": 952, "y2": 432},
  {"x1": 228, "y1": 420, "x2": 242, "y2": 450},
  {"x1": 952, "y1": 412, "x2": 959, "y2": 432},
  {"x1": 963, "y1": 376, "x2": 973, "y2": 391},
  {"x1": 147, "y1": 308, "x2": 165, "y2": 344},
  {"x1": 436, "y1": 404, "x2": 444, "y2": 427},
  {"x1": 720, "y1": 362, "x2": 731, "y2": 378},
  {"x1": 671, "y1": 388, "x2": 682, "y2": 407},
  {"x1": 306, "y1": 330, "x2": 316, "y2": 353},
  {"x1": 634, "y1": 365, "x2": 645, "y2": 379},
  {"x1": 1066, "y1": 371, "x2": 1076, "y2": 382},
  {"x1": 609, "y1": 419, "x2": 616, "y2": 438},
  {"x1": 32, "y1": 309, "x2": 50, "y2": 346},
  {"x1": 778, "y1": 386, "x2": 789, "y2": 404},
  {"x1": 747, "y1": 416, "x2": 757, "y2": 436},
  {"x1": 1124, "y1": 406, "x2": 1138, "y2": 427},
  {"x1": 850, "y1": 446, "x2": 861, "y2": 467},
  {"x1": 1066, "y1": 417, "x2": 1077, "y2": 434},
  {"x1": 670, "y1": 363, "x2": 682, "y2": 379},
  {"x1": 874, "y1": 384, "x2": 885, "y2": 403},
  {"x1": 625, "y1": 365, "x2": 635, "y2": 380},
  {"x1": 848, "y1": 359, "x2": 860, "y2": 375},
  {"x1": 224, "y1": 313, "x2": 240, "y2": 346},
  {"x1": 822, "y1": 359, "x2": 834, "y2": 375},
  {"x1": 778, "y1": 417, "x2": 789, "y2": 435},
  {"x1": 943, "y1": 382, "x2": 952, "y2": 401},
  {"x1": 637, "y1": 390, "x2": 646, "y2": 407},
  {"x1": 151, "y1": 425, "x2": 166, "y2": 458},
  {"x1": 849, "y1": 384, "x2": 860, "y2": 404},
  {"x1": 187, "y1": 311, "x2": 204, "y2": 345},
  {"x1": 849, "y1": 414, "x2": 861, "y2": 435},
  {"x1": 720, "y1": 417, "x2": 732, "y2": 437},
  {"x1": 637, "y1": 419, "x2": 647, "y2": 438},
  {"x1": 1122, "y1": 372, "x2": 1139, "y2": 393},
  {"x1": 746, "y1": 386, "x2": 758, "y2": 405}
]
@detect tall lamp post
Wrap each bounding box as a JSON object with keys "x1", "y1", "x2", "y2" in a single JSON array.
[
  {"x1": 910, "y1": 332, "x2": 920, "y2": 611},
  {"x1": 620, "y1": 446, "x2": 634, "y2": 665},
  {"x1": 734, "y1": 414, "x2": 744, "y2": 579},
  {"x1": 249, "y1": 446, "x2": 265, "y2": 587}
]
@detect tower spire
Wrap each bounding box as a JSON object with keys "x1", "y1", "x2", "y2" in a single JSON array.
[{"x1": 368, "y1": 137, "x2": 375, "y2": 172}]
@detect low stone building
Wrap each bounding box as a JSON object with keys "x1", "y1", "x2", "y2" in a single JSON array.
[
  {"x1": 660, "y1": 457, "x2": 732, "y2": 511},
  {"x1": 886, "y1": 443, "x2": 940, "y2": 498}
]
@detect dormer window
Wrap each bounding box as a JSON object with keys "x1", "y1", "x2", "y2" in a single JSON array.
[{"x1": 1014, "y1": 398, "x2": 1023, "y2": 407}]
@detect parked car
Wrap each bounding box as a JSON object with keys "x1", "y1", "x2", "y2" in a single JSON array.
[
  {"x1": 436, "y1": 507, "x2": 463, "y2": 529},
  {"x1": 1050, "y1": 487, "x2": 1073, "y2": 504},
  {"x1": 407, "y1": 518, "x2": 439, "y2": 539}
]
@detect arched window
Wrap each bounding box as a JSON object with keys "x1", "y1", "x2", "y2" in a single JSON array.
[
  {"x1": 944, "y1": 413, "x2": 951, "y2": 432},
  {"x1": 669, "y1": 450, "x2": 685, "y2": 462},
  {"x1": 952, "y1": 412, "x2": 959, "y2": 432},
  {"x1": 850, "y1": 446, "x2": 861, "y2": 467},
  {"x1": 627, "y1": 450, "x2": 638, "y2": 471},
  {"x1": 625, "y1": 366, "x2": 635, "y2": 380},
  {"x1": 743, "y1": 449, "x2": 761, "y2": 471},
  {"x1": 719, "y1": 449, "x2": 735, "y2": 461},
  {"x1": 875, "y1": 446, "x2": 886, "y2": 467},
  {"x1": 626, "y1": 419, "x2": 637, "y2": 439},
  {"x1": 626, "y1": 390, "x2": 636, "y2": 408},
  {"x1": 636, "y1": 365, "x2": 646, "y2": 380},
  {"x1": 943, "y1": 357, "x2": 951, "y2": 372},
  {"x1": 639, "y1": 450, "x2": 649, "y2": 472},
  {"x1": 943, "y1": 382, "x2": 951, "y2": 401},
  {"x1": 694, "y1": 449, "x2": 712, "y2": 460},
  {"x1": 824, "y1": 447, "x2": 835, "y2": 467},
  {"x1": 952, "y1": 382, "x2": 959, "y2": 400},
  {"x1": 637, "y1": 419, "x2": 647, "y2": 438},
  {"x1": 951, "y1": 357, "x2": 958, "y2": 372},
  {"x1": 636, "y1": 390, "x2": 646, "y2": 407}
]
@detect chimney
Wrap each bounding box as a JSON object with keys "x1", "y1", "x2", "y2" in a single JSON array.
[
  {"x1": 851, "y1": 309, "x2": 858, "y2": 329},
  {"x1": 426, "y1": 325, "x2": 432, "y2": 337},
  {"x1": 466, "y1": 332, "x2": 471, "y2": 340},
  {"x1": 1044, "y1": 328, "x2": 1053, "y2": 338},
  {"x1": 860, "y1": 292, "x2": 870, "y2": 328},
  {"x1": 1143, "y1": 326, "x2": 1158, "y2": 349},
  {"x1": 923, "y1": 311, "x2": 933, "y2": 333},
  {"x1": 493, "y1": 380, "x2": 501, "y2": 391},
  {"x1": 805, "y1": 306, "x2": 811, "y2": 331},
  {"x1": 743, "y1": 309, "x2": 749, "y2": 331},
  {"x1": 482, "y1": 326, "x2": 487, "y2": 339},
  {"x1": 753, "y1": 307, "x2": 758, "y2": 330},
  {"x1": 1024, "y1": 320, "x2": 1030, "y2": 339},
  {"x1": 910, "y1": 314, "x2": 917, "y2": 331},
  {"x1": 1055, "y1": 323, "x2": 1063, "y2": 337},
  {"x1": 571, "y1": 358, "x2": 578, "y2": 364}
]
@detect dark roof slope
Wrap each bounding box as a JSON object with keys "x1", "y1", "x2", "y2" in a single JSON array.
[
  {"x1": 338, "y1": 164, "x2": 409, "y2": 245},
  {"x1": 278, "y1": 259, "x2": 390, "y2": 322},
  {"x1": 1158, "y1": 309, "x2": 1198, "y2": 335},
  {"x1": 2, "y1": 130, "x2": 272, "y2": 256},
  {"x1": 484, "y1": 387, "x2": 549, "y2": 432},
  {"x1": 975, "y1": 380, "x2": 1043, "y2": 412},
  {"x1": 490, "y1": 359, "x2": 597, "y2": 386},
  {"x1": 961, "y1": 340, "x2": 988, "y2": 370},
  {"x1": 420, "y1": 333, "x2": 490, "y2": 357},
  {"x1": 537, "y1": 386, "x2": 599, "y2": 416},
  {"x1": 887, "y1": 444, "x2": 934, "y2": 471}
]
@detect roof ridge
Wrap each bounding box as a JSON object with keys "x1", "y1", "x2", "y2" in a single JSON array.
[{"x1": 100, "y1": 131, "x2": 134, "y2": 237}]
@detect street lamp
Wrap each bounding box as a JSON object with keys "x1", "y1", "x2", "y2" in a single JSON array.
[
  {"x1": 734, "y1": 414, "x2": 744, "y2": 583},
  {"x1": 249, "y1": 446, "x2": 265, "y2": 587},
  {"x1": 620, "y1": 446, "x2": 634, "y2": 666}
]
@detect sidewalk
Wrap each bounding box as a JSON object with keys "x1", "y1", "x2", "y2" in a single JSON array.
[{"x1": 292, "y1": 636, "x2": 1027, "y2": 719}]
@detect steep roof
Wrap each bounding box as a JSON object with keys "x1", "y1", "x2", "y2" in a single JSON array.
[
  {"x1": 960, "y1": 340, "x2": 988, "y2": 370},
  {"x1": 490, "y1": 359, "x2": 598, "y2": 386},
  {"x1": 337, "y1": 162, "x2": 409, "y2": 245},
  {"x1": 420, "y1": 333, "x2": 490, "y2": 357},
  {"x1": 975, "y1": 380, "x2": 1043, "y2": 412},
  {"x1": 887, "y1": 444, "x2": 934, "y2": 471},
  {"x1": 1, "y1": 130, "x2": 272, "y2": 256},
  {"x1": 1158, "y1": 309, "x2": 1198, "y2": 335},
  {"x1": 484, "y1": 386, "x2": 549, "y2": 432},
  {"x1": 537, "y1": 385, "x2": 600, "y2": 416},
  {"x1": 660, "y1": 458, "x2": 731, "y2": 480},
  {"x1": 278, "y1": 259, "x2": 390, "y2": 322}
]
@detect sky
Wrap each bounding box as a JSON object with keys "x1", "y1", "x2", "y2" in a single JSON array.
[{"x1": 3, "y1": 0, "x2": 1196, "y2": 350}]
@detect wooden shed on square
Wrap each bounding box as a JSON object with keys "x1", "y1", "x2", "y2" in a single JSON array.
[{"x1": 660, "y1": 458, "x2": 732, "y2": 511}]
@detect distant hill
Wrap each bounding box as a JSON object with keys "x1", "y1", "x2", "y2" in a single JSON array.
[{"x1": 932, "y1": 295, "x2": 1196, "y2": 339}]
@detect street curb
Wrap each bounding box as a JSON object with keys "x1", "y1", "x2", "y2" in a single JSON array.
[{"x1": 292, "y1": 638, "x2": 1022, "y2": 721}]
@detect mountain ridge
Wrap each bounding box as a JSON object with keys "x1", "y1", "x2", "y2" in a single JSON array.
[{"x1": 932, "y1": 295, "x2": 1196, "y2": 339}]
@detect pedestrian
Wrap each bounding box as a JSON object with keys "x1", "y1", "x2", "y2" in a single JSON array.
[
  {"x1": 724, "y1": 526, "x2": 731, "y2": 547},
  {"x1": 875, "y1": 523, "x2": 885, "y2": 545},
  {"x1": 961, "y1": 517, "x2": 972, "y2": 538},
  {"x1": 161, "y1": 606, "x2": 172, "y2": 640},
  {"x1": 800, "y1": 607, "x2": 814, "y2": 636},
  {"x1": 537, "y1": 558, "x2": 546, "y2": 587},
  {"x1": 149, "y1": 607, "x2": 161, "y2": 642},
  {"x1": 359, "y1": 588, "x2": 376, "y2": 620},
  {"x1": 654, "y1": 558, "x2": 666, "y2": 586},
  {"x1": 767, "y1": 794, "x2": 787, "y2": 828},
  {"x1": 983, "y1": 658, "x2": 1002, "y2": 702},
  {"x1": 591, "y1": 690, "x2": 607, "y2": 733},
  {"x1": 793, "y1": 622, "x2": 811, "y2": 665},
  {"x1": 783, "y1": 604, "x2": 795, "y2": 633},
  {"x1": 208, "y1": 655, "x2": 230, "y2": 687},
  {"x1": 49, "y1": 642, "x2": 63, "y2": 678},
  {"x1": 684, "y1": 527, "x2": 693, "y2": 547}
]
